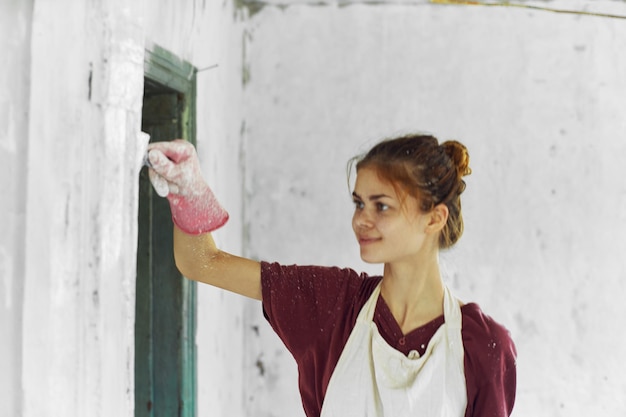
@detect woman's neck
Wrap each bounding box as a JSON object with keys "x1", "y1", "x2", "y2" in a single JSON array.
[{"x1": 381, "y1": 255, "x2": 445, "y2": 334}]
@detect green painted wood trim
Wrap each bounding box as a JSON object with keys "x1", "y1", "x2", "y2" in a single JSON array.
[
  {"x1": 144, "y1": 44, "x2": 196, "y2": 96},
  {"x1": 144, "y1": 43, "x2": 197, "y2": 148},
  {"x1": 139, "y1": 43, "x2": 198, "y2": 417}
]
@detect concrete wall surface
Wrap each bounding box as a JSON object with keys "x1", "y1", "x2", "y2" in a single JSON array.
[
  {"x1": 3, "y1": 0, "x2": 626, "y2": 417},
  {"x1": 241, "y1": 2, "x2": 626, "y2": 417},
  {"x1": 0, "y1": 1, "x2": 33, "y2": 416},
  {"x1": 20, "y1": 2, "x2": 144, "y2": 415},
  {"x1": 1, "y1": 0, "x2": 248, "y2": 416},
  {"x1": 143, "y1": 3, "x2": 250, "y2": 416}
]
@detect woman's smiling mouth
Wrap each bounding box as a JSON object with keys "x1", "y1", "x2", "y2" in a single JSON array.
[{"x1": 358, "y1": 236, "x2": 382, "y2": 245}]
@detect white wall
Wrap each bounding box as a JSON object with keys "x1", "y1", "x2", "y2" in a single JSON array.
[
  {"x1": 3, "y1": 1, "x2": 625, "y2": 416},
  {"x1": 1, "y1": 0, "x2": 248, "y2": 416},
  {"x1": 143, "y1": 3, "x2": 250, "y2": 416},
  {"x1": 21, "y1": 1, "x2": 147, "y2": 415},
  {"x1": 241, "y1": 2, "x2": 626, "y2": 417},
  {"x1": 0, "y1": 1, "x2": 33, "y2": 416}
]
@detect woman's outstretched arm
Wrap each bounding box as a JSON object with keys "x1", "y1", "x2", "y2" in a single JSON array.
[
  {"x1": 147, "y1": 139, "x2": 262, "y2": 300},
  {"x1": 173, "y1": 227, "x2": 262, "y2": 300}
]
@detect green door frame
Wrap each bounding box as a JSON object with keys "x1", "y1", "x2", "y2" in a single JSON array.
[{"x1": 136, "y1": 44, "x2": 197, "y2": 417}]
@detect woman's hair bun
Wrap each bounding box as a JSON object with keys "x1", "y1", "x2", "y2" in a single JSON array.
[{"x1": 442, "y1": 140, "x2": 471, "y2": 178}]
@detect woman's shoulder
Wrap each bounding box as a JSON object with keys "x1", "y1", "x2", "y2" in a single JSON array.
[
  {"x1": 261, "y1": 260, "x2": 367, "y2": 278},
  {"x1": 261, "y1": 261, "x2": 382, "y2": 317},
  {"x1": 460, "y1": 302, "x2": 517, "y2": 379},
  {"x1": 260, "y1": 261, "x2": 383, "y2": 354},
  {"x1": 460, "y1": 303, "x2": 517, "y2": 416},
  {"x1": 460, "y1": 302, "x2": 512, "y2": 335},
  {"x1": 460, "y1": 303, "x2": 516, "y2": 354},
  {"x1": 261, "y1": 261, "x2": 381, "y2": 290}
]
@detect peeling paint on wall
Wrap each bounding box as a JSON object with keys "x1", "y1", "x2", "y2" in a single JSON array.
[
  {"x1": 242, "y1": 30, "x2": 253, "y2": 86},
  {"x1": 234, "y1": 0, "x2": 268, "y2": 18},
  {"x1": 6, "y1": 0, "x2": 626, "y2": 416}
]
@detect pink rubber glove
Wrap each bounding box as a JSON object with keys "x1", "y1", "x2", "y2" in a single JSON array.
[{"x1": 147, "y1": 139, "x2": 229, "y2": 235}]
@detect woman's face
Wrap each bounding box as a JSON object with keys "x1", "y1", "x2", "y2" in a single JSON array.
[{"x1": 351, "y1": 167, "x2": 434, "y2": 264}]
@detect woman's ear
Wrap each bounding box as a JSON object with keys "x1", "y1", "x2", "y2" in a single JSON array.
[{"x1": 426, "y1": 204, "x2": 449, "y2": 233}]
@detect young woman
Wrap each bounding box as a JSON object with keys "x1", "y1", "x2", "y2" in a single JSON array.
[{"x1": 147, "y1": 134, "x2": 517, "y2": 417}]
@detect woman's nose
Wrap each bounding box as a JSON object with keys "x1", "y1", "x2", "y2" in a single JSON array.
[{"x1": 353, "y1": 209, "x2": 373, "y2": 229}]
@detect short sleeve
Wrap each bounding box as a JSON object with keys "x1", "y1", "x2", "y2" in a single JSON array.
[
  {"x1": 462, "y1": 304, "x2": 517, "y2": 417},
  {"x1": 261, "y1": 261, "x2": 367, "y2": 357}
]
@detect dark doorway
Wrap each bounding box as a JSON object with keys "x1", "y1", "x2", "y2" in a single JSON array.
[{"x1": 135, "y1": 46, "x2": 197, "y2": 417}]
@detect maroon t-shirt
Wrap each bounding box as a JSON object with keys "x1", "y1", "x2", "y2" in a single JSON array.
[{"x1": 261, "y1": 262, "x2": 517, "y2": 417}]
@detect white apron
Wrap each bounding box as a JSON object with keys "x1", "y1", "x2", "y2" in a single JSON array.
[{"x1": 320, "y1": 283, "x2": 467, "y2": 417}]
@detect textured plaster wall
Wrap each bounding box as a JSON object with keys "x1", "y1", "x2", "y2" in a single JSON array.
[
  {"x1": 241, "y1": 3, "x2": 626, "y2": 417},
  {"x1": 0, "y1": 1, "x2": 33, "y2": 416},
  {"x1": 21, "y1": 2, "x2": 146, "y2": 415},
  {"x1": 4, "y1": 1, "x2": 625, "y2": 416},
  {"x1": 143, "y1": 3, "x2": 250, "y2": 416},
  {"x1": 1, "y1": 1, "x2": 248, "y2": 416}
]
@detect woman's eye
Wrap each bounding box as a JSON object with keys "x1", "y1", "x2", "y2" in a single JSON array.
[
  {"x1": 377, "y1": 203, "x2": 389, "y2": 212},
  {"x1": 353, "y1": 200, "x2": 364, "y2": 210}
]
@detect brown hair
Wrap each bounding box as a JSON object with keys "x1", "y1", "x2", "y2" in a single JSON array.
[{"x1": 351, "y1": 134, "x2": 471, "y2": 249}]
